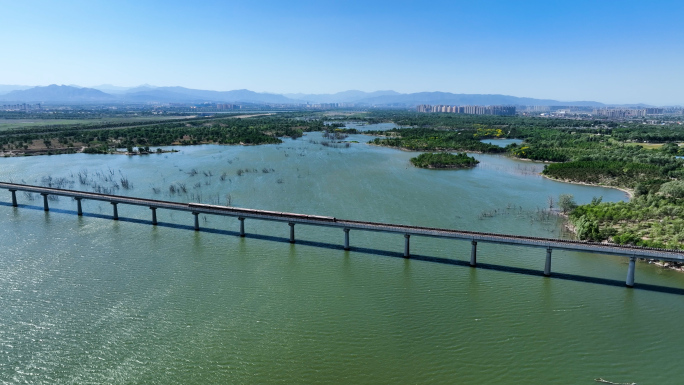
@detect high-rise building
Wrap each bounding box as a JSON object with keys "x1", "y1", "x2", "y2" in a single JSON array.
[{"x1": 416, "y1": 104, "x2": 515, "y2": 116}]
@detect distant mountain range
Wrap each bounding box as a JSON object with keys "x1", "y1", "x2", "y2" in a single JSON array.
[
  {"x1": 0, "y1": 84, "x2": 33, "y2": 94},
  {"x1": 0, "y1": 84, "x2": 653, "y2": 107},
  {"x1": 0, "y1": 84, "x2": 115, "y2": 102},
  {"x1": 283, "y1": 90, "x2": 401, "y2": 103}
]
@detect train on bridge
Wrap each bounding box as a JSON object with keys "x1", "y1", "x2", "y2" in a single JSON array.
[{"x1": 2, "y1": 181, "x2": 683, "y2": 288}]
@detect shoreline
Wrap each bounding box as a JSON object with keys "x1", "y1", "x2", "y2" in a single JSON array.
[
  {"x1": 367, "y1": 142, "x2": 488, "y2": 154},
  {"x1": 2, "y1": 148, "x2": 180, "y2": 157},
  {"x1": 550, "y1": 177, "x2": 684, "y2": 273},
  {"x1": 414, "y1": 164, "x2": 478, "y2": 170},
  {"x1": 542, "y1": 175, "x2": 634, "y2": 198},
  {"x1": 0, "y1": 140, "x2": 279, "y2": 157}
]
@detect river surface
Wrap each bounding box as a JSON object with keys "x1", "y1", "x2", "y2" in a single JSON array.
[
  {"x1": 1, "y1": 132, "x2": 683, "y2": 384},
  {"x1": 481, "y1": 138, "x2": 524, "y2": 147},
  {"x1": 328, "y1": 121, "x2": 400, "y2": 131}
]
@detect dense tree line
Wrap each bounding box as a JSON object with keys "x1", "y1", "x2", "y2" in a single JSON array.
[
  {"x1": 0, "y1": 115, "x2": 325, "y2": 151},
  {"x1": 358, "y1": 110, "x2": 602, "y2": 130},
  {"x1": 370, "y1": 128, "x2": 506, "y2": 153},
  {"x1": 569, "y1": 190, "x2": 684, "y2": 249},
  {"x1": 543, "y1": 161, "x2": 665, "y2": 187},
  {"x1": 410, "y1": 152, "x2": 479, "y2": 169}
]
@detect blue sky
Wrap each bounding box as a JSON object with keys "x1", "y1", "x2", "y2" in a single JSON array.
[{"x1": 1, "y1": 0, "x2": 682, "y2": 105}]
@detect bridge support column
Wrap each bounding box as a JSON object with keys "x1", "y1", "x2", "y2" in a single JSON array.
[
  {"x1": 238, "y1": 217, "x2": 245, "y2": 237},
  {"x1": 544, "y1": 247, "x2": 552, "y2": 277},
  {"x1": 404, "y1": 234, "x2": 410, "y2": 258},
  {"x1": 626, "y1": 257, "x2": 636, "y2": 288},
  {"x1": 111, "y1": 202, "x2": 118, "y2": 220},
  {"x1": 9, "y1": 189, "x2": 17, "y2": 207},
  {"x1": 75, "y1": 198, "x2": 82, "y2": 216},
  {"x1": 344, "y1": 228, "x2": 350, "y2": 250},
  {"x1": 193, "y1": 212, "x2": 199, "y2": 231},
  {"x1": 150, "y1": 207, "x2": 157, "y2": 225},
  {"x1": 41, "y1": 193, "x2": 49, "y2": 211},
  {"x1": 470, "y1": 240, "x2": 477, "y2": 267},
  {"x1": 289, "y1": 223, "x2": 295, "y2": 244}
]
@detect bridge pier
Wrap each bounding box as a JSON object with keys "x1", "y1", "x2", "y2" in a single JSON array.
[
  {"x1": 289, "y1": 223, "x2": 295, "y2": 243},
  {"x1": 626, "y1": 257, "x2": 636, "y2": 287},
  {"x1": 75, "y1": 198, "x2": 82, "y2": 216},
  {"x1": 111, "y1": 202, "x2": 118, "y2": 220},
  {"x1": 9, "y1": 189, "x2": 17, "y2": 207},
  {"x1": 150, "y1": 207, "x2": 157, "y2": 225},
  {"x1": 544, "y1": 247, "x2": 552, "y2": 277},
  {"x1": 470, "y1": 240, "x2": 477, "y2": 267},
  {"x1": 404, "y1": 234, "x2": 410, "y2": 257},
  {"x1": 192, "y1": 212, "x2": 199, "y2": 231},
  {"x1": 344, "y1": 228, "x2": 350, "y2": 250},
  {"x1": 238, "y1": 217, "x2": 245, "y2": 237},
  {"x1": 40, "y1": 193, "x2": 49, "y2": 211}
]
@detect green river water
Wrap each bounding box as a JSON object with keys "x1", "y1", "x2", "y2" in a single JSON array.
[{"x1": 1, "y1": 132, "x2": 683, "y2": 384}]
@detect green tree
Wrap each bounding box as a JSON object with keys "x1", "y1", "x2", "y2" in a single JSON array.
[
  {"x1": 659, "y1": 180, "x2": 684, "y2": 199},
  {"x1": 661, "y1": 142, "x2": 679, "y2": 155},
  {"x1": 558, "y1": 194, "x2": 577, "y2": 214}
]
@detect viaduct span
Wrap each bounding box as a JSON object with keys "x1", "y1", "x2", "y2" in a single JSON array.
[{"x1": 2, "y1": 181, "x2": 683, "y2": 288}]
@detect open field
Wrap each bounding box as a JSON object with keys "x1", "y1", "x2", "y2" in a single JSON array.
[
  {"x1": 632, "y1": 142, "x2": 666, "y2": 149},
  {"x1": 0, "y1": 113, "x2": 307, "y2": 156},
  {"x1": 0, "y1": 115, "x2": 194, "y2": 131},
  {"x1": 632, "y1": 142, "x2": 684, "y2": 150}
]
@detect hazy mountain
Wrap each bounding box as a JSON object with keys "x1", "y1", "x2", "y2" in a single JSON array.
[
  {"x1": 354, "y1": 92, "x2": 605, "y2": 107},
  {"x1": 123, "y1": 84, "x2": 159, "y2": 93},
  {"x1": 0, "y1": 85, "x2": 116, "y2": 102},
  {"x1": 0, "y1": 85, "x2": 32, "y2": 95},
  {"x1": 91, "y1": 84, "x2": 132, "y2": 94},
  {"x1": 214, "y1": 89, "x2": 296, "y2": 104},
  {"x1": 120, "y1": 87, "x2": 297, "y2": 104},
  {"x1": 284, "y1": 90, "x2": 400, "y2": 103},
  {"x1": 282, "y1": 90, "x2": 606, "y2": 106},
  {"x1": 91, "y1": 84, "x2": 164, "y2": 94},
  {"x1": 0, "y1": 84, "x2": 613, "y2": 106}
]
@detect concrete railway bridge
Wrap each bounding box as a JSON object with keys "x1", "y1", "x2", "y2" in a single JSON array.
[{"x1": 2, "y1": 181, "x2": 683, "y2": 288}]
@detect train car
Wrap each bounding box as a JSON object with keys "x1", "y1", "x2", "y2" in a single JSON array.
[{"x1": 188, "y1": 203, "x2": 336, "y2": 222}]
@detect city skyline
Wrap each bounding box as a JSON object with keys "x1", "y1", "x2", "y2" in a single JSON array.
[{"x1": 1, "y1": 0, "x2": 683, "y2": 105}]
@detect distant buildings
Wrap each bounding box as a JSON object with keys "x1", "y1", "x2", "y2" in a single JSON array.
[
  {"x1": 417, "y1": 104, "x2": 516, "y2": 116},
  {"x1": 307, "y1": 103, "x2": 341, "y2": 109},
  {"x1": 1, "y1": 103, "x2": 41, "y2": 111},
  {"x1": 592, "y1": 108, "x2": 666, "y2": 118},
  {"x1": 525, "y1": 105, "x2": 550, "y2": 112},
  {"x1": 216, "y1": 104, "x2": 236, "y2": 110},
  {"x1": 305, "y1": 103, "x2": 357, "y2": 109}
]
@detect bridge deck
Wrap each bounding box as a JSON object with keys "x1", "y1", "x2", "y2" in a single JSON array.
[{"x1": 2, "y1": 181, "x2": 683, "y2": 263}]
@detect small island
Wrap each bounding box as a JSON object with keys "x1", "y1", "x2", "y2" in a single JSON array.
[{"x1": 410, "y1": 152, "x2": 479, "y2": 169}]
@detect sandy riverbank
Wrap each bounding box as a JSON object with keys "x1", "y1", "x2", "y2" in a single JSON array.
[{"x1": 542, "y1": 175, "x2": 634, "y2": 198}]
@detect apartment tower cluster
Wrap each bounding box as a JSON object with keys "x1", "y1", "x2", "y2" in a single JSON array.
[
  {"x1": 417, "y1": 105, "x2": 516, "y2": 116},
  {"x1": 592, "y1": 108, "x2": 664, "y2": 118},
  {"x1": 1, "y1": 103, "x2": 41, "y2": 111}
]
